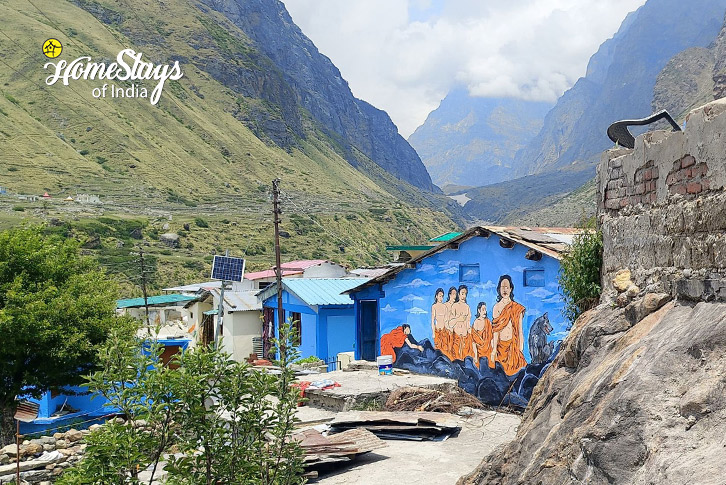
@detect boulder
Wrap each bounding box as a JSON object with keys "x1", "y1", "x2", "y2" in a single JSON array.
[
  {"x1": 460, "y1": 301, "x2": 726, "y2": 485},
  {"x1": 0, "y1": 445, "x2": 16, "y2": 457},
  {"x1": 159, "y1": 233, "x2": 180, "y2": 248},
  {"x1": 612, "y1": 268, "x2": 633, "y2": 292},
  {"x1": 65, "y1": 429, "x2": 83, "y2": 443},
  {"x1": 22, "y1": 443, "x2": 43, "y2": 455}
]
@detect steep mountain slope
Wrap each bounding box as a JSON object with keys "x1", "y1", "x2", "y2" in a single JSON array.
[
  {"x1": 408, "y1": 89, "x2": 551, "y2": 187},
  {"x1": 653, "y1": 13, "x2": 726, "y2": 120},
  {"x1": 456, "y1": 167, "x2": 594, "y2": 224},
  {"x1": 195, "y1": 0, "x2": 436, "y2": 192},
  {"x1": 0, "y1": 0, "x2": 459, "y2": 287},
  {"x1": 513, "y1": 0, "x2": 726, "y2": 178}
]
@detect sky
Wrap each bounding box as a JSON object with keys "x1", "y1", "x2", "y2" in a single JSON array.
[{"x1": 281, "y1": 0, "x2": 647, "y2": 138}]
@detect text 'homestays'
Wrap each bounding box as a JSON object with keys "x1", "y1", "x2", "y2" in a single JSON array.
[{"x1": 43, "y1": 48, "x2": 183, "y2": 105}]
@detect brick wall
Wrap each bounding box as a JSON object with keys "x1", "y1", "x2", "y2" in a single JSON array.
[{"x1": 597, "y1": 99, "x2": 726, "y2": 302}]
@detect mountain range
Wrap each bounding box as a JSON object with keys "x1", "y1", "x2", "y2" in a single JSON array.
[
  {"x1": 408, "y1": 89, "x2": 551, "y2": 188},
  {"x1": 412, "y1": 0, "x2": 726, "y2": 225},
  {"x1": 0, "y1": 0, "x2": 459, "y2": 289}
]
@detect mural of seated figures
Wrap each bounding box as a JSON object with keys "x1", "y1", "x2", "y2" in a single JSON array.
[{"x1": 352, "y1": 227, "x2": 574, "y2": 409}]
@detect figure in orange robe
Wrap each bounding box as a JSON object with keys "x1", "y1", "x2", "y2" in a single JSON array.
[
  {"x1": 451, "y1": 330, "x2": 472, "y2": 361},
  {"x1": 449, "y1": 285, "x2": 473, "y2": 361},
  {"x1": 439, "y1": 286, "x2": 459, "y2": 359},
  {"x1": 380, "y1": 324, "x2": 423, "y2": 363},
  {"x1": 431, "y1": 288, "x2": 452, "y2": 359},
  {"x1": 491, "y1": 275, "x2": 528, "y2": 375},
  {"x1": 471, "y1": 302, "x2": 494, "y2": 368}
]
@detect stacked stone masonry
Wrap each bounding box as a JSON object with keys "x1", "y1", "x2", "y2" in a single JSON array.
[{"x1": 597, "y1": 99, "x2": 726, "y2": 302}]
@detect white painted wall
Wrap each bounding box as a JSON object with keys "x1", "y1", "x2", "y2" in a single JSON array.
[{"x1": 221, "y1": 310, "x2": 262, "y2": 362}]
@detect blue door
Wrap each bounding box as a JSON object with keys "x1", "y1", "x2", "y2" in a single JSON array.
[{"x1": 360, "y1": 300, "x2": 378, "y2": 361}]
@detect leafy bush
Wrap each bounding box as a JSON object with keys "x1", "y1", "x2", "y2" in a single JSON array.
[
  {"x1": 194, "y1": 217, "x2": 209, "y2": 228},
  {"x1": 294, "y1": 356, "x2": 322, "y2": 365},
  {"x1": 11, "y1": 206, "x2": 24, "y2": 212},
  {"x1": 58, "y1": 321, "x2": 305, "y2": 484},
  {"x1": 558, "y1": 221, "x2": 603, "y2": 325}
]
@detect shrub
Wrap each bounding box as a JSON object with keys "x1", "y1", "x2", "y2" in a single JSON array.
[
  {"x1": 58, "y1": 321, "x2": 305, "y2": 485},
  {"x1": 558, "y1": 220, "x2": 603, "y2": 326},
  {"x1": 11, "y1": 206, "x2": 24, "y2": 212},
  {"x1": 194, "y1": 217, "x2": 209, "y2": 228}
]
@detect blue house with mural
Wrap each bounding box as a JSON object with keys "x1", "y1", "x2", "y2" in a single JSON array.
[
  {"x1": 259, "y1": 278, "x2": 368, "y2": 366},
  {"x1": 347, "y1": 226, "x2": 576, "y2": 408}
]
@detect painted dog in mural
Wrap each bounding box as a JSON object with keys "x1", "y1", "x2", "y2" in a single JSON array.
[{"x1": 528, "y1": 312, "x2": 554, "y2": 365}]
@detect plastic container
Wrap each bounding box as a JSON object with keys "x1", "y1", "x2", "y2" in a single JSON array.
[{"x1": 377, "y1": 355, "x2": 393, "y2": 375}]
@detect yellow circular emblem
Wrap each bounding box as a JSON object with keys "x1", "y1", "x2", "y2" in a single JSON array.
[{"x1": 42, "y1": 38, "x2": 62, "y2": 58}]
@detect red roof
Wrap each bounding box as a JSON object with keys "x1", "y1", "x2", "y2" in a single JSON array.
[{"x1": 244, "y1": 260, "x2": 329, "y2": 280}]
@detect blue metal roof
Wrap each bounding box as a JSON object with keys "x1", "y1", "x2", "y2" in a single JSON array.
[
  {"x1": 265, "y1": 278, "x2": 369, "y2": 307},
  {"x1": 117, "y1": 294, "x2": 197, "y2": 309}
]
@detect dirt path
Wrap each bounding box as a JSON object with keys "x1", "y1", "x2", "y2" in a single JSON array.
[{"x1": 313, "y1": 410, "x2": 521, "y2": 484}]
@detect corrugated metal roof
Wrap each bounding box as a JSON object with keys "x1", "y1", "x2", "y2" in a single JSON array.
[
  {"x1": 385, "y1": 245, "x2": 436, "y2": 251},
  {"x1": 346, "y1": 225, "x2": 580, "y2": 294},
  {"x1": 262, "y1": 278, "x2": 369, "y2": 307},
  {"x1": 117, "y1": 294, "x2": 198, "y2": 309},
  {"x1": 15, "y1": 400, "x2": 39, "y2": 422},
  {"x1": 244, "y1": 260, "x2": 330, "y2": 280},
  {"x1": 429, "y1": 232, "x2": 462, "y2": 242},
  {"x1": 163, "y1": 281, "x2": 221, "y2": 293},
  {"x1": 210, "y1": 289, "x2": 262, "y2": 312}
]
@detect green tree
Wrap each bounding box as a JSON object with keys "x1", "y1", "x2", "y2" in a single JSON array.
[
  {"x1": 558, "y1": 221, "x2": 604, "y2": 325},
  {"x1": 59, "y1": 321, "x2": 305, "y2": 484},
  {"x1": 0, "y1": 226, "x2": 118, "y2": 446}
]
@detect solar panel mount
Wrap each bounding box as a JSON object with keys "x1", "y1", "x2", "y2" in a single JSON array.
[{"x1": 211, "y1": 255, "x2": 245, "y2": 282}]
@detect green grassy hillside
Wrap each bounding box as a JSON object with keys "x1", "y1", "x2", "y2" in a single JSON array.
[{"x1": 0, "y1": 0, "x2": 460, "y2": 292}]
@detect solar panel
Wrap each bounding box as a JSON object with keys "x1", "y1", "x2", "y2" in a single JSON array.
[{"x1": 211, "y1": 255, "x2": 245, "y2": 282}]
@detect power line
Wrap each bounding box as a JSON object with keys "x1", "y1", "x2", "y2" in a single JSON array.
[{"x1": 278, "y1": 189, "x2": 373, "y2": 261}]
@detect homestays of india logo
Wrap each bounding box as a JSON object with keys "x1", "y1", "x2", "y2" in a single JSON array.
[{"x1": 43, "y1": 44, "x2": 183, "y2": 105}]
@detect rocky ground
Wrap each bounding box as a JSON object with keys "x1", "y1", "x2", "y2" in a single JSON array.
[{"x1": 459, "y1": 294, "x2": 726, "y2": 484}]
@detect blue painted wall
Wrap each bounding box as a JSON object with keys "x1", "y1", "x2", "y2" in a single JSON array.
[
  {"x1": 376, "y1": 235, "x2": 566, "y2": 361},
  {"x1": 263, "y1": 291, "x2": 356, "y2": 361},
  {"x1": 351, "y1": 233, "x2": 569, "y2": 408},
  {"x1": 20, "y1": 339, "x2": 190, "y2": 434}
]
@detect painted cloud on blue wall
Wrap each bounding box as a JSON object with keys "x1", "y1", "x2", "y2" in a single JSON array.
[{"x1": 395, "y1": 278, "x2": 432, "y2": 288}]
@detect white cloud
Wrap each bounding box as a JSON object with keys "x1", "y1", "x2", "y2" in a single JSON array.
[
  {"x1": 381, "y1": 304, "x2": 397, "y2": 312},
  {"x1": 399, "y1": 294, "x2": 425, "y2": 302},
  {"x1": 542, "y1": 294, "x2": 564, "y2": 303},
  {"x1": 281, "y1": 0, "x2": 646, "y2": 137},
  {"x1": 528, "y1": 287, "x2": 555, "y2": 299},
  {"x1": 511, "y1": 266, "x2": 527, "y2": 273},
  {"x1": 396, "y1": 278, "x2": 432, "y2": 288},
  {"x1": 417, "y1": 263, "x2": 435, "y2": 273},
  {"x1": 406, "y1": 306, "x2": 429, "y2": 314}
]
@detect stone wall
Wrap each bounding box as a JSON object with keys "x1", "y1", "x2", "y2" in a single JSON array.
[
  {"x1": 0, "y1": 427, "x2": 91, "y2": 484},
  {"x1": 597, "y1": 99, "x2": 726, "y2": 303}
]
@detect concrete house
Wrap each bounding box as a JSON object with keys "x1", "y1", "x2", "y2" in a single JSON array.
[
  {"x1": 347, "y1": 226, "x2": 576, "y2": 407},
  {"x1": 259, "y1": 278, "x2": 368, "y2": 366}
]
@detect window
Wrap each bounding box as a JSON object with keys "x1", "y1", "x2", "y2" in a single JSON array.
[
  {"x1": 523, "y1": 269, "x2": 545, "y2": 287},
  {"x1": 290, "y1": 312, "x2": 302, "y2": 346},
  {"x1": 459, "y1": 264, "x2": 480, "y2": 283}
]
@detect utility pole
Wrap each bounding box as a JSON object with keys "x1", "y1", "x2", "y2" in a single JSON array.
[
  {"x1": 214, "y1": 250, "x2": 229, "y2": 349},
  {"x1": 272, "y1": 179, "x2": 285, "y2": 349},
  {"x1": 138, "y1": 246, "x2": 150, "y2": 328}
]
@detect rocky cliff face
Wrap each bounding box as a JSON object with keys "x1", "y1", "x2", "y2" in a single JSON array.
[
  {"x1": 408, "y1": 89, "x2": 551, "y2": 187},
  {"x1": 196, "y1": 0, "x2": 436, "y2": 191},
  {"x1": 513, "y1": 0, "x2": 726, "y2": 178},
  {"x1": 459, "y1": 99, "x2": 726, "y2": 485},
  {"x1": 460, "y1": 299, "x2": 726, "y2": 485}
]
